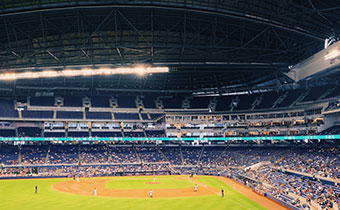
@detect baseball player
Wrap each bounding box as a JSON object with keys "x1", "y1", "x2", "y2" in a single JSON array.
[
  {"x1": 149, "y1": 189, "x2": 153, "y2": 198},
  {"x1": 194, "y1": 184, "x2": 198, "y2": 192},
  {"x1": 93, "y1": 188, "x2": 97, "y2": 196}
]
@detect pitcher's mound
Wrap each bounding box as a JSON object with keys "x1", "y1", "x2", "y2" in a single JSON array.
[{"x1": 146, "y1": 182, "x2": 161, "y2": 184}]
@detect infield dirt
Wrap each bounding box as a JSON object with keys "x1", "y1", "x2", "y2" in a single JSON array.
[{"x1": 52, "y1": 175, "x2": 290, "y2": 210}]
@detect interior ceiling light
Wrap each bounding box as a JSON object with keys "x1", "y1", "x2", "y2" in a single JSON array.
[{"x1": 0, "y1": 66, "x2": 169, "y2": 81}]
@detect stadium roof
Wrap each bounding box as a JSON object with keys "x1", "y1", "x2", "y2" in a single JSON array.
[{"x1": 0, "y1": 0, "x2": 340, "y2": 94}]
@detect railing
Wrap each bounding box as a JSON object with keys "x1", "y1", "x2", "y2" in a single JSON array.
[{"x1": 0, "y1": 134, "x2": 339, "y2": 141}]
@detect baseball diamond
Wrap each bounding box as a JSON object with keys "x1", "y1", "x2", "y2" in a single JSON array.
[{"x1": 1, "y1": 0, "x2": 340, "y2": 210}]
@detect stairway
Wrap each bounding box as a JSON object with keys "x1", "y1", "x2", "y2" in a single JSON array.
[
  {"x1": 45, "y1": 145, "x2": 51, "y2": 164},
  {"x1": 196, "y1": 146, "x2": 205, "y2": 165},
  {"x1": 179, "y1": 145, "x2": 184, "y2": 165},
  {"x1": 157, "y1": 146, "x2": 170, "y2": 163},
  {"x1": 133, "y1": 145, "x2": 142, "y2": 163}
]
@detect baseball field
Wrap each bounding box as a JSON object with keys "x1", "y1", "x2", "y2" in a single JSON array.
[{"x1": 0, "y1": 175, "x2": 288, "y2": 210}]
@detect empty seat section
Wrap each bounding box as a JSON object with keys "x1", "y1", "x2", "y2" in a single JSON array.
[
  {"x1": 18, "y1": 127, "x2": 41, "y2": 137},
  {"x1": 68, "y1": 132, "x2": 89, "y2": 137},
  {"x1": 90, "y1": 96, "x2": 110, "y2": 107},
  {"x1": 234, "y1": 94, "x2": 259, "y2": 111},
  {"x1": 116, "y1": 96, "x2": 136, "y2": 108},
  {"x1": 301, "y1": 86, "x2": 329, "y2": 102},
  {"x1": 215, "y1": 96, "x2": 233, "y2": 111},
  {"x1": 255, "y1": 92, "x2": 280, "y2": 109},
  {"x1": 63, "y1": 96, "x2": 83, "y2": 107},
  {"x1": 161, "y1": 96, "x2": 183, "y2": 109},
  {"x1": 30, "y1": 96, "x2": 55, "y2": 106},
  {"x1": 124, "y1": 132, "x2": 145, "y2": 137},
  {"x1": 142, "y1": 96, "x2": 157, "y2": 108},
  {"x1": 0, "y1": 129, "x2": 16, "y2": 137},
  {"x1": 92, "y1": 132, "x2": 122, "y2": 137},
  {"x1": 141, "y1": 113, "x2": 149, "y2": 120},
  {"x1": 114, "y1": 113, "x2": 139, "y2": 120},
  {"x1": 149, "y1": 113, "x2": 164, "y2": 120},
  {"x1": 0, "y1": 99, "x2": 18, "y2": 117},
  {"x1": 85, "y1": 111, "x2": 112, "y2": 119},
  {"x1": 319, "y1": 125, "x2": 340, "y2": 135},
  {"x1": 22, "y1": 110, "x2": 53, "y2": 118},
  {"x1": 189, "y1": 97, "x2": 211, "y2": 109},
  {"x1": 324, "y1": 86, "x2": 340, "y2": 98},
  {"x1": 57, "y1": 111, "x2": 83, "y2": 119},
  {"x1": 275, "y1": 90, "x2": 303, "y2": 108},
  {"x1": 145, "y1": 130, "x2": 165, "y2": 137},
  {"x1": 44, "y1": 132, "x2": 65, "y2": 137}
]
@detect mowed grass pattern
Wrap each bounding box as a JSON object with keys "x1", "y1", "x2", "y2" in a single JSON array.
[{"x1": 0, "y1": 176, "x2": 267, "y2": 210}]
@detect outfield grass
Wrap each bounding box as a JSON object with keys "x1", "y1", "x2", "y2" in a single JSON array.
[{"x1": 0, "y1": 176, "x2": 267, "y2": 210}]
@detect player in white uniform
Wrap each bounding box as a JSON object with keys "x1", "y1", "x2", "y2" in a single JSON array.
[
  {"x1": 194, "y1": 184, "x2": 198, "y2": 192},
  {"x1": 93, "y1": 188, "x2": 97, "y2": 196},
  {"x1": 149, "y1": 189, "x2": 153, "y2": 198},
  {"x1": 153, "y1": 176, "x2": 156, "y2": 184}
]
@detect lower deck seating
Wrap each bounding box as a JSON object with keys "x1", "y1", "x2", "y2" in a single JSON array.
[
  {"x1": 0, "y1": 146, "x2": 18, "y2": 165},
  {"x1": 135, "y1": 146, "x2": 166, "y2": 162}
]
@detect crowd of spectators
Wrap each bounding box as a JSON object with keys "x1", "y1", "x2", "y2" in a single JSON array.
[
  {"x1": 0, "y1": 164, "x2": 170, "y2": 177},
  {"x1": 110, "y1": 146, "x2": 139, "y2": 163},
  {"x1": 1, "y1": 144, "x2": 340, "y2": 209},
  {"x1": 135, "y1": 146, "x2": 166, "y2": 163},
  {"x1": 21, "y1": 146, "x2": 48, "y2": 165},
  {"x1": 80, "y1": 145, "x2": 109, "y2": 164},
  {"x1": 273, "y1": 147, "x2": 340, "y2": 179},
  {"x1": 47, "y1": 145, "x2": 79, "y2": 164},
  {"x1": 217, "y1": 147, "x2": 340, "y2": 210}
]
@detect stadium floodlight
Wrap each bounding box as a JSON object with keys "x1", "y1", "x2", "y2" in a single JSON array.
[
  {"x1": 0, "y1": 66, "x2": 169, "y2": 80},
  {"x1": 324, "y1": 50, "x2": 340, "y2": 60}
]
